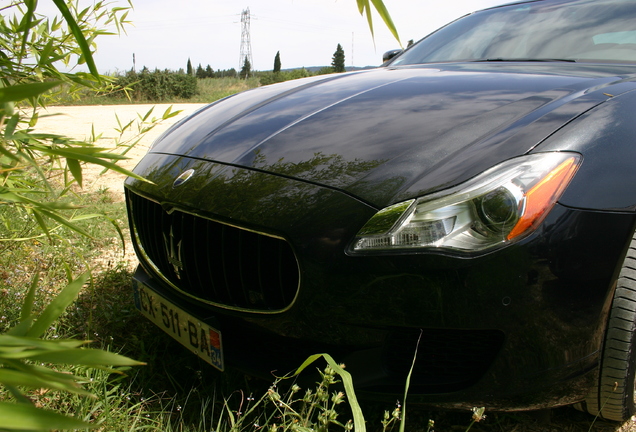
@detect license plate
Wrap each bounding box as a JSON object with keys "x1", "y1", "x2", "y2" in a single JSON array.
[{"x1": 133, "y1": 279, "x2": 224, "y2": 371}]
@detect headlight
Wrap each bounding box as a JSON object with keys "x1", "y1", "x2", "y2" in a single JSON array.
[{"x1": 350, "y1": 152, "x2": 581, "y2": 253}]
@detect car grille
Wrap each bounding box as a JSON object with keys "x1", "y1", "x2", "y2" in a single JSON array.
[
  {"x1": 381, "y1": 328, "x2": 505, "y2": 393},
  {"x1": 126, "y1": 190, "x2": 300, "y2": 312}
]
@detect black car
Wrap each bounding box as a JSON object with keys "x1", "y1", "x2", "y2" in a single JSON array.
[{"x1": 125, "y1": 0, "x2": 636, "y2": 421}]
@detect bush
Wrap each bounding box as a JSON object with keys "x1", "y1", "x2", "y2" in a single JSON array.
[
  {"x1": 259, "y1": 72, "x2": 286, "y2": 86},
  {"x1": 259, "y1": 68, "x2": 316, "y2": 86},
  {"x1": 116, "y1": 68, "x2": 199, "y2": 101}
]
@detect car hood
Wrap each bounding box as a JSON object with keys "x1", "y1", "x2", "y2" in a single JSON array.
[{"x1": 150, "y1": 63, "x2": 636, "y2": 208}]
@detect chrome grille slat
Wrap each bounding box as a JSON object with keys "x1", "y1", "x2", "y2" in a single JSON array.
[
  {"x1": 200, "y1": 219, "x2": 220, "y2": 298},
  {"x1": 220, "y1": 225, "x2": 235, "y2": 305},
  {"x1": 127, "y1": 190, "x2": 299, "y2": 311}
]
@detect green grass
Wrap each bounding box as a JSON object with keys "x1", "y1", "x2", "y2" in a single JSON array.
[
  {"x1": 194, "y1": 77, "x2": 261, "y2": 103},
  {"x1": 57, "y1": 77, "x2": 262, "y2": 105}
]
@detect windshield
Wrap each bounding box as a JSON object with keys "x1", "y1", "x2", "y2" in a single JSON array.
[{"x1": 392, "y1": 0, "x2": 636, "y2": 65}]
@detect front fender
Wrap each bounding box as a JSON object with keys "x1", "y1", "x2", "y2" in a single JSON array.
[{"x1": 536, "y1": 88, "x2": 636, "y2": 212}]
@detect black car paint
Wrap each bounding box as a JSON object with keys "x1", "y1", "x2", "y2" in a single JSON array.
[
  {"x1": 149, "y1": 64, "x2": 636, "y2": 210},
  {"x1": 125, "y1": 5, "x2": 636, "y2": 412}
]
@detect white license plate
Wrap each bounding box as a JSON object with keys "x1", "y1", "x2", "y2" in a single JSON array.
[{"x1": 133, "y1": 279, "x2": 224, "y2": 371}]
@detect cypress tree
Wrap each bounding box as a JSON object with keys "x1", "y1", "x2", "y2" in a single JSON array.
[
  {"x1": 196, "y1": 63, "x2": 206, "y2": 78},
  {"x1": 186, "y1": 58, "x2": 193, "y2": 75},
  {"x1": 274, "y1": 51, "x2": 281, "y2": 73},
  {"x1": 331, "y1": 44, "x2": 345, "y2": 73}
]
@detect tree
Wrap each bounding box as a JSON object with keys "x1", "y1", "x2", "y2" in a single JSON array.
[
  {"x1": 274, "y1": 51, "x2": 282, "y2": 73},
  {"x1": 206, "y1": 64, "x2": 215, "y2": 78},
  {"x1": 187, "y1": 57, "x2": 193, "y2": 75},
  {"x1": 196, "y1": 63, "x2": 206, "y2": 78},
  {"x1": 217, "y1": 68, "x2": 238, "y2": 78},
  {"x1": 331, "y1": 43, "x2": 346, "y2": 73},
  {"x1": 240, "y1": 57, "x2": 252, "y2": 79}
]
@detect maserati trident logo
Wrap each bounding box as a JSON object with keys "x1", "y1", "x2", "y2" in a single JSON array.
[
  {"x1": 163, "y1": 226, "x2": 184, "y2": 279},
  {"x1": 173, "y1": 169, "x2": 195, "y2": 188}
]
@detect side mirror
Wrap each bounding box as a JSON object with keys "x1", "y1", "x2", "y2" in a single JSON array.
[{"x1": 382, "y1": 49, "x2": 403, "y2": 62}]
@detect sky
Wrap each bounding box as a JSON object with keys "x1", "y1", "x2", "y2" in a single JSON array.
[{"x1": 42, "y1": 0, "x2": 513, "y2": 73}]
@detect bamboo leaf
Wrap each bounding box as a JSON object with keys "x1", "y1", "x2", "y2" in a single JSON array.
[
  {"x1": 31, "y1": 210, "x2": 52, "y2": 240},
  {"x1": 0, "y1": 82, "x2": 61, "y2": 103},
  {"x1": 363, "y1": 2, "x2": 374, "y2": 40},
  {"x1": 5, "y1": 318, "x2": 34, "y2": 337},
  {"x1": 104, "y1": 214, "x2": 126, "y2": 252},
  {"x1": 66, "y1": 158, "x2": 83, "y2": 187},
  {"x1": 26, "y1": 273, "x2": 89, "y2": 338},
  {"x1": 355, "y1": 0, "x2": 400, "y2": 45},
  {"x1": 0, "y1": 368, "x2": 93, "y2": 396},
  {"x1": 20, "y1": 271, "x2": 39, "y2": 322},
  {"x1": 400, "y1": 330, "x2": 422, "y2": 432},
  {"x1": 0, "y1": 401, "x2": 92, "y2": 430},
  {"x1": 28, "y1": 144, "x2": 151, "y2": 183},
  {"x1": 29, "y1": 110, "x2": 39, "y2": 127},
  {"x1": 36, "y1": 207, "x2": 93, "y2": 238},
  {"x1": 140, "y1": 106, "x2": 155, "y2": 122},
  {"x1": 356, "y1": 0, "x2": 365, "y2": 14},
  {"x1": 4, "y1": 384, "x2": 32, "y2": 405},
  {"x1": 69, "y1": 213, "x2": 102, "y2": 221},
  {"x1": 370, "y1": 0, "x2": 400, "y2": 44},
  {"x1": 162, "y1": 105, "x2": 182, "y2": 120},
  {"x1": 0, "y1": 142, "x2": 21, "y2": 162},
  {"x1": 28, "y1": 348, "x2": 145, "y2": 366},
  {"x1": 4, "y1": 113, "x2": 20, "y2": 138},
  {"x1": 0, "y1": 335, "x2": 85, "y2": 350},
  {"x1": 51, "y1": 0, "x2": 100, "y2": 79},
  {"x1": 19, "y1": 0, "x2": 37, "y2": 62}
]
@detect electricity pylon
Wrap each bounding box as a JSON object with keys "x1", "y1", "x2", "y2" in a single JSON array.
[{"x1": 239, "y1": 8, "x2": 254, "y2": 74}]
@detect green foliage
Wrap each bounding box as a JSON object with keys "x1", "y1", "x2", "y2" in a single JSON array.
[
  {"x1": 115, "y1": 68, "x2": 198, "y2": 101},
  {"x1": 274, "y1": 51, "x2": 282, "y2": 73},
  {"x1": 0, "y1": 1, "x2": 145, "y2": 243},
  {"x1": 259, "y1": 67, "x2": 314, "y2": 86},
  {"x1": 317, "y1": 66, "x2": 336, "y2": 75},
  {"x1": 187, "y1": 58, "x2": 193, "y2": 75},
  {"x1": 355, "y1": 0, "x2": 401, "y2": 45},
  {"x1": 0, "y1": 273, "x2": 144, "y2": 430},
  {"x1": 216, "y1": 68, "x2": 238, "y2": 79},
  {"x1": 195, "y1": 63, "x2": 206, "y2": 79},
  {"x1": 205, "y1": 64, "x2": 215, "y2": 78},
  {"x1": 332, "y1": 44, "x2": 346, "y2": 73},
  {"x1": 240, "y1": 58, "x2": 252, "y2": 79},
  {"x1": 0, "y1": 1, "x2": 181, "y2": 429},
  {"x1": 202, "y1": 356, "x2": 365, "y2": 432}
]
